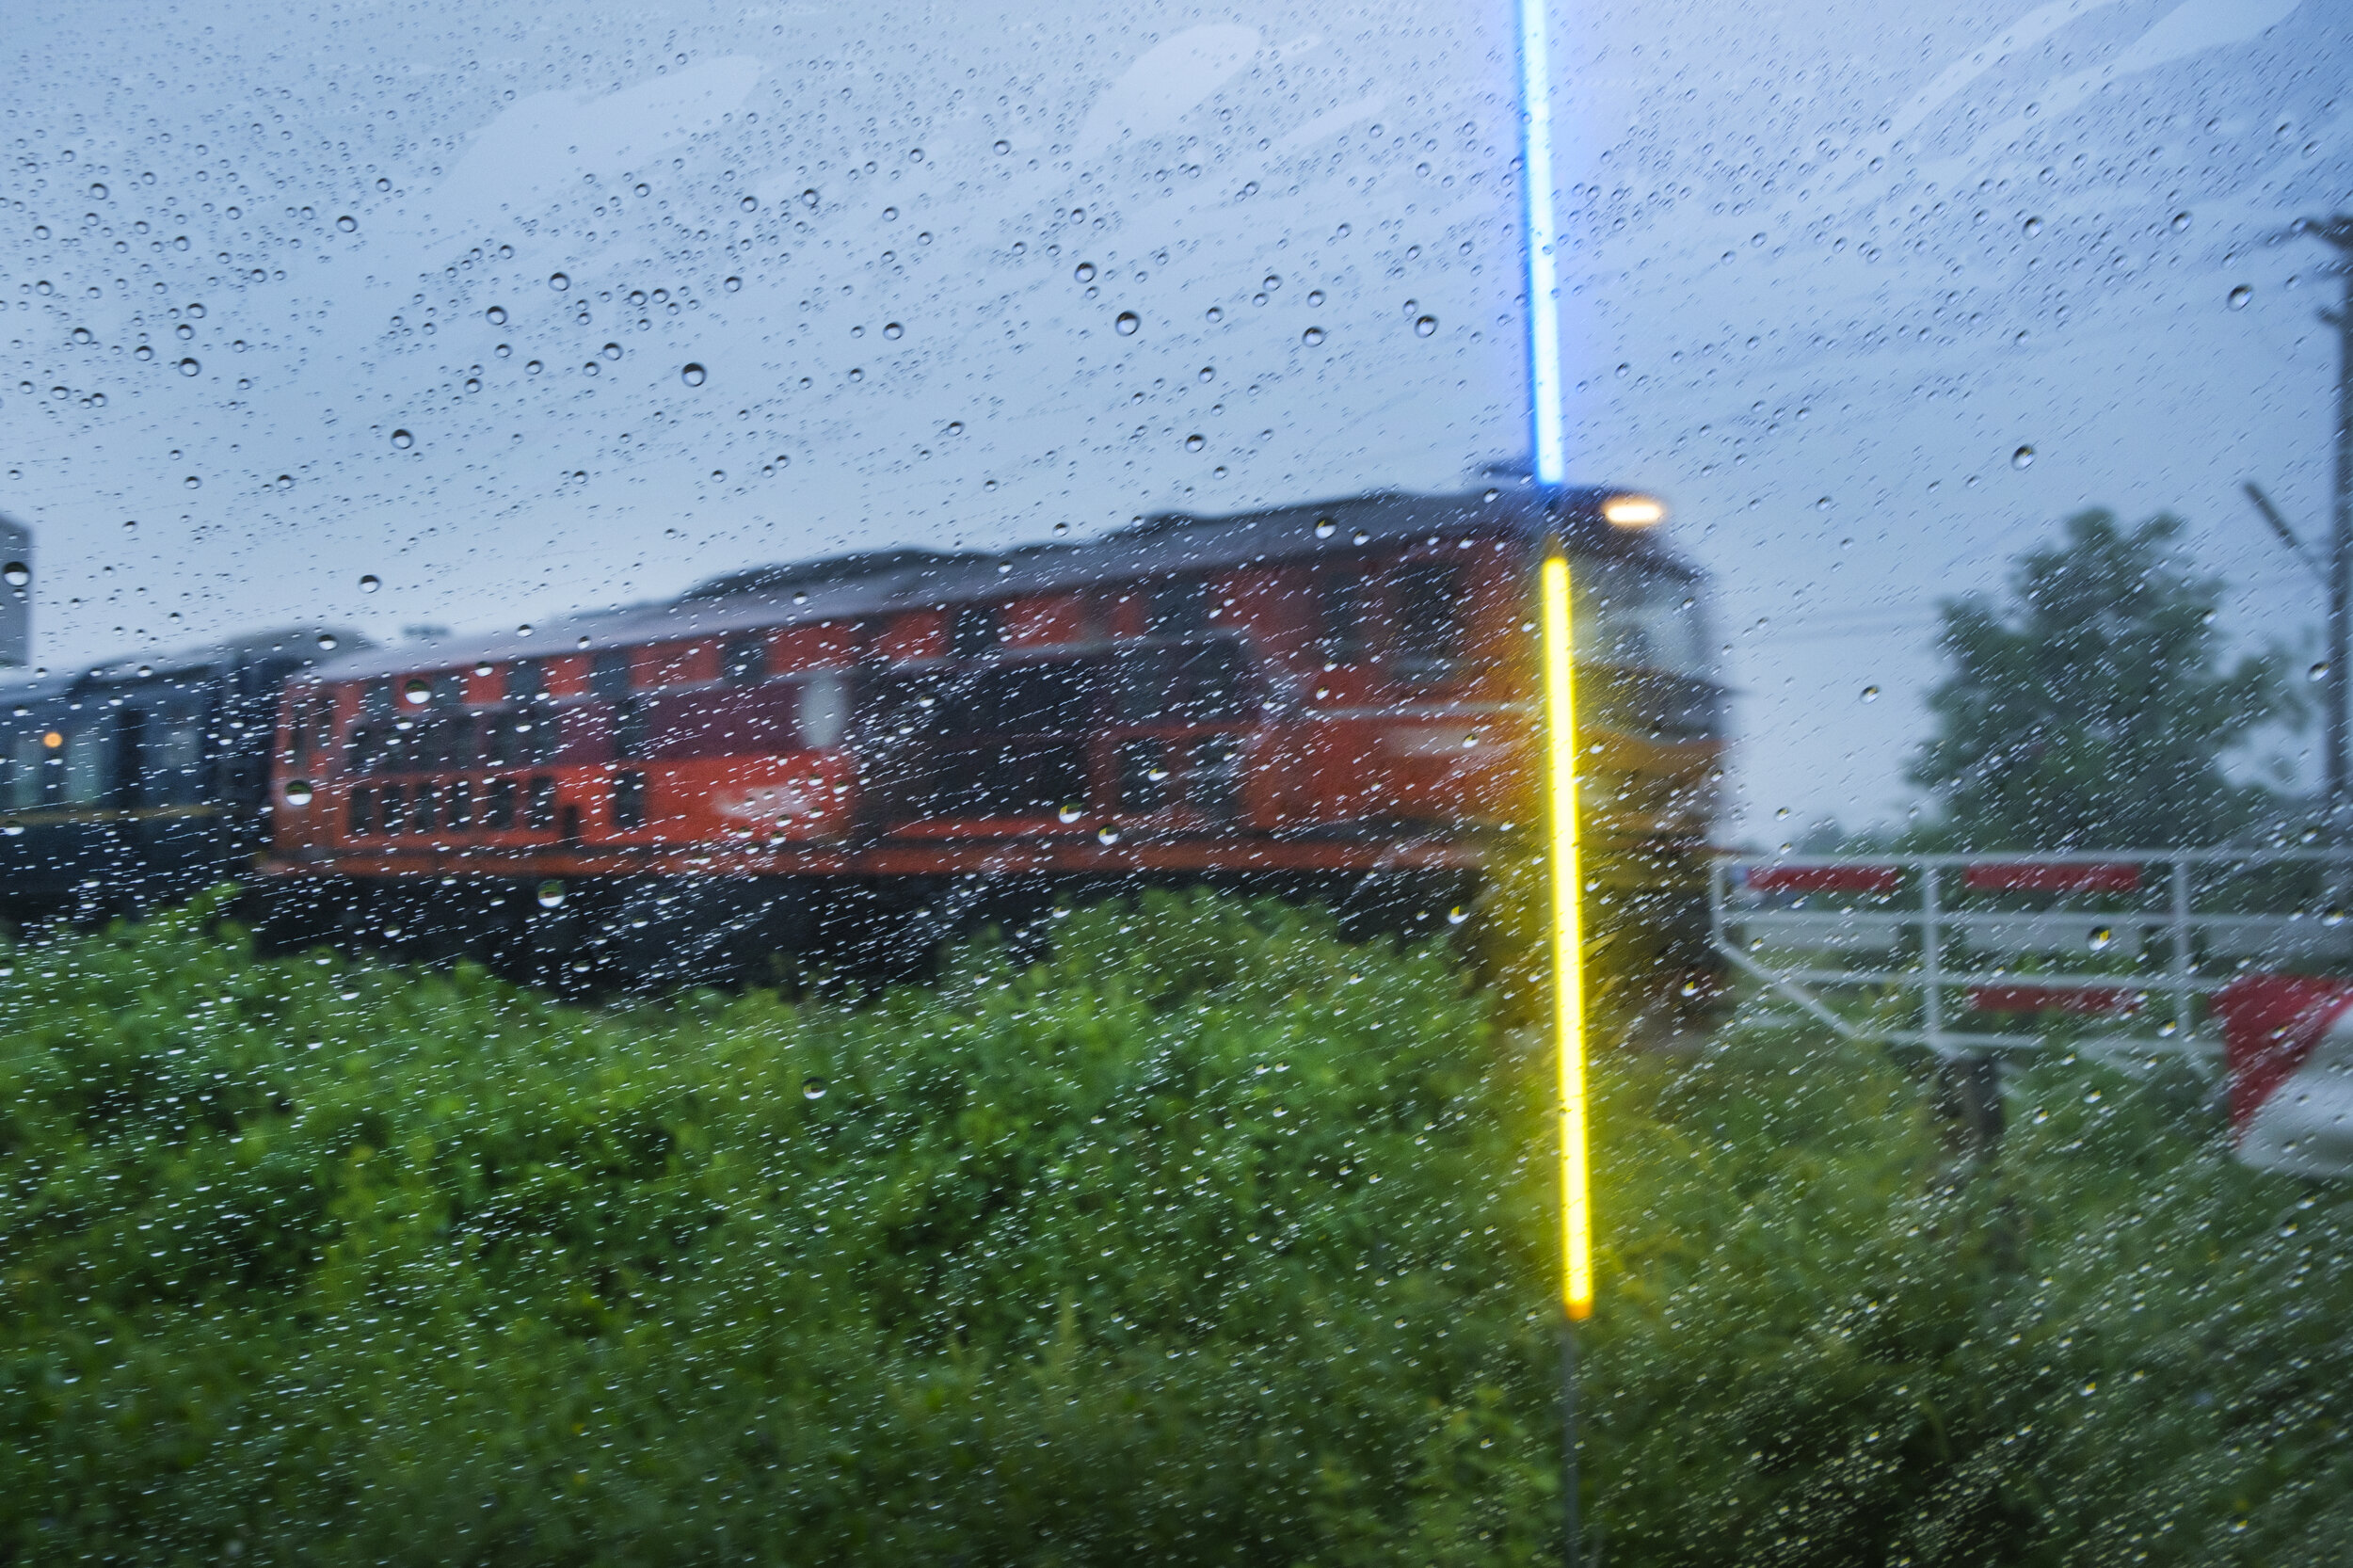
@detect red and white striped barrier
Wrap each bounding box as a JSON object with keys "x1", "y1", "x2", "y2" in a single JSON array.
[{"x1": 2215, "y1": 976, "x2": 2353, "y2": 1179}]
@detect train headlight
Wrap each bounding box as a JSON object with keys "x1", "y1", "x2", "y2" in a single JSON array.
[{"x1": 1602, "y1": 493, "x2": 1666, "y2": 528}]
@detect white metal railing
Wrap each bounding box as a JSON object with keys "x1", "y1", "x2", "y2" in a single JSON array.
[{"x1": 1709, "y1": 848, "x2": 2353, "y2": 1062}]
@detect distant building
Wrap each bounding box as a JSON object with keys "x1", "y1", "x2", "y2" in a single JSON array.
[{"x1": 0, "y1": 515, "x2": 26, "y2": 667}]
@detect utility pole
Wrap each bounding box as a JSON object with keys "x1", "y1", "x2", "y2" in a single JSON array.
[{"x1": 2244, "y1": 215, "x2": 2353, "y2": 837}]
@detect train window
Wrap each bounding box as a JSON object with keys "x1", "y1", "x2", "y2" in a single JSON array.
[
  {"x1": 1113, "y1": 646, "x2": 1173, "y2": 722},
  {"x1": 722, "y1": 632, "x2": 768, "y2": 686},
  {"x1": 361, "y1": 681, "x2": 393, "y2": 721},
  {"x1": 1116, "y1": 739, "x2": 1166, "y2": 812},
  {"x1": 64, "y1": 728, "x2": 111, "y2": 806},
  {"x1": 483, "y1": 778, "x2": 517, "y2": 832},
  {"x1": 1146, "y1": 578, "x2": 1210, "y2": 636},
  {"x1": 10, "y1": 733, "x2": 46, "y2": 809},
  {"x1": 1187, "y1": 736, "x2": 1240, "y2": 820},
  {"x1": 589, "y1": 649, "x2": 633, "y2": 702},
  {"x1": 412, "y1": 782, "x2": 440, "y2": 833},
  {"x1": 1176, "y1": 641, "x2": 1249, "y2": 722},
  {"x1": 613, "y1": 771, "x2": 647, "y2": 831},
  {"x1": 798, "y1": 672, "x2": 850, "y2": 748},
  {"x1": 504, "y1": 661, "x2": 545, "y2": 702},
  {"x1": 525, "y1": 776, "x2": 557, "y2": 832},
  {"x1": 376, "y1": 785, "x2": 402, "y2": 836},
  {"x1": 613, "y1": 698, "x2": 646, "y2": 761},
  {"x1": 952, "y1": 605, "x2": 1000, "y2": 660},
  {"x1": 958, "y1": 660, "x2": 1096, "y2": 736},
  {"x1": 1393, "y1": 564, "x2": 1464, "y2": 677},
  {"x1": 443, "y1": 779, "x2": 472, "y2": 832},
  {"x1": 1319, "y1": 574, "x2": 1369, "y2": 662},
  {"x1": 346, "y1": 786, "x2": 372, "y2": 836}
]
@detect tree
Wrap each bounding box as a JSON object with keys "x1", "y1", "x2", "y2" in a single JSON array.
[{"x1": 1909, "y1": 508, "x2": 2301, "y2": 850}]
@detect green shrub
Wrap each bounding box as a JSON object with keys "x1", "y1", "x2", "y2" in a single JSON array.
[{"x1": 2, "y1": 888, "x2": 2347, "y2": 1564}]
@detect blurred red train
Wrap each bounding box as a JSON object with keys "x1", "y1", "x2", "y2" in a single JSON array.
[{"x1": 262, "y1": 486, "x2": 1721, "y2": 986}]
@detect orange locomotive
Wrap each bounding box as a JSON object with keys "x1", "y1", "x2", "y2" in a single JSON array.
[{"x1": 263, "y1": 487, "x2": 1720, "y2": 987}]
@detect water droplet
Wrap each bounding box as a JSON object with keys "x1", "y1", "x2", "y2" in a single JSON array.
[
  {"x1": 2171, "y1": 212, "x2": 2190, "y2": 232},
  {"x1": 680, "y1": 363, "x2": 707, "y2": 387},
  {"x1": 336, "y1": 215, "x2": 357, "y2": 232},
  {"x1": 724, "y1": 276, "x2": 742, "y2": 292},
  {"x1": 517, "y1": 623, "x2": 533, "y2": 637},
  {"x1": 1096, "y1": 825, "x2": 1120, "y2": 845},
  {"x1": 2023, "y1": 216, "x2": 2042, "y2": 237},
  {"x1": 317, "y1": 632, "x2": 338, "y2": 649},
  {"x1": 135, "y1": 345, "x2": 153, "y2": 361},
  {"x1": 358, "y1": 574, "x2": 381, "y2": 593},
  {"x1": 801, "y1": 188, "x2": 820, "y2": 208},
  {"x1": 740, "y1": 195, "x2": 758, "y2": 212},
  {"x1": 1301, "y1": 326, "x2": 1326, "y2": 345},
  {"x1": 2229, "y1": 284, "x2": 2252, "y2": 310},
  {"x1": 1263, "y1": 274, "x2": 1281, "y2": 291},
  {"x1": 1860, "y1": 685, "x2": 1880, "y2": 702},
  {"x1": 2, "y1": 563, "x2": 28, "y2": 588},
  {"x1": 184, "y1": 475, "x2": 200, "y2": 489},
  {"x1": 391, "y1": 429, "x2": 414, "y2": 450},
  {"x1": 802, "y1": 1076, "x2": 828, "y2": 1100},
  {"x1": 601, "y1": 342, "x2": 622, "y2": 360},
  {"x1": 883, "y1": 322, "x2": 904, "y2": 340},
  {"x1": 2311, "y1": 660, "x2": 2330, "y2": 682},
  {"x1": 1414, "y1": 315, "x2": 1437, "y2": 337},
  {"x1": 485, "y1": 305, "x2": 507, "y2": 326},
  {"x1": 2011, "y1": 444, "x2": 2035, "y2": 469},
  {"x1": 283, "y1": 778, "x2": 315, "y2": 807},
  {"x1": 1205, "y1": 306, "x2": 1224, "y2": 324},
  {"x1": 1815, "y1": 496, "x2": 1832, "y2": 511},
  {"x1": 1058, "y1": 804, "x2": 1083, "y2": 824},
  {"x1": 1114, "y1": 312, "x2": 1140, "y2": 336},
  {"x1": 993, "y1": 139, "x2": 1010, "y2": 154},
  {"x1": 1185, "y1": 434, "x2": 1206, "y2": 452},
  {"x1": 536, "y1": 880, "x2": 567, "y2": 909},
  {"x1": 550, "y1": 272, "x2": 569, "y2": 292},
  {"x1": 1315, "y1": 519, "x2": 1336, "y2": 538},
  {"x1": 2324, "y1": 906, "x2": 2348, "y2": 928},
  {"x1": 1075, "y1": 262, "x2": 1096, "y2": 283},
  {"x1": 400, "y1": 677, "x2": 432, "y2": 707},
  {"x1": 177, "y1": 357, "x2": 200, "y2": 376},
  {"x1": 2088, "y1": 926, "x2": 2114, "y2": 952}
]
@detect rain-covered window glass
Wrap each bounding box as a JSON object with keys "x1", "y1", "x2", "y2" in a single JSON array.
[{"x1": 12, "y1": 2, "x2": 2353, "y2": 1561}]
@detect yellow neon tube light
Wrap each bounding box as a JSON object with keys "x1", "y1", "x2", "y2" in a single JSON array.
[{"x1": 1540, "y1": 553, "x2": 1592, "y2": 1320}]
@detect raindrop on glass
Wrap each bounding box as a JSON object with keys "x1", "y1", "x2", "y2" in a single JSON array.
[
  {"x1": 177, "y1": 357, "x2": 200, "y2": 376},
  {"x1": 1315, "y1": 519, "x2": 1336, "y2": 538},
  {"x1": 1185, "y1": 434, "x2": 1206, "y2": 453},
  {"x1": 2011, "y1": 444, "x2": 2035, "y2": 469},
  {"x1": 1302, "y1": 326, "x2": 1326, "y2": 345},
  {"x1": 400, "y1": 677, "x2": 431, "y2": 707},
  {"x1": 391, "y1": 429, "x2": 414, "y2": 450},
  {"x1": 358, "y1": 573, "x2": 381, "y2": 593},
  {"x1": 1414, "y1": 315, "x2": 1437, "y2": 337},
  {"x1": 336, "y1": 215, "x2": 357, "y2": 232},
  {"x1": 2023, "y1": 216, "x2": 2042, "y2": 237},
  {"x1": 1074, "y1": 262, "x2": 1096, "y2": 283},
  {"x1": 680, "y1": 363, "x2": 708, "y2": 387},
  {"x1": 1058, "y1": 804, "x2": 1083, "y2": 824},
  {"x1": 883, "y1": 322, "x2": 904, "y2": 340},
  {"x1": 550, "y1": 272, "x2": 569, "y2": 292},
  {"x1": 317, "y1": 632, "x2": 338, "y2": 649},
  {"x1": 1114, "y1": 312, "x2": 1140, "y2": 336},
  {"x1": 1860, "y1": 685, "x2": 1880, "y2": 702},
  {"x1": 283, "y1": 779, "x2": 314, "y2": 808},
  {"x1": 2229, "y1": 284, "x2": 2252, "y2": 310},
  {"x1": 2311, "y1": 661, "x2": 2330, "y2": 682},
  {"x1": 2, "y1": 564, "x2": 28, "y2": 588},
  {"x1": 802, "y1": 1076, "x2": 828, "y2": 1101},
  {"x1": 536, "y1": 880, "x2": 567, "y2": 909},
  {"x1": 485, "y1": 305, "x2": 507, "y2": 326}
]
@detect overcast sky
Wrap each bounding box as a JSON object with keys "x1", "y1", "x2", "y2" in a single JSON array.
[{"x1": 5, "y1": 0, "x2": 2347, "y2": 840}]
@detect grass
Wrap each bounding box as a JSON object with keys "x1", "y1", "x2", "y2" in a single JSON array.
[{"x1": 2, "y1": 888, "x2": 2347, "y2": 1564}]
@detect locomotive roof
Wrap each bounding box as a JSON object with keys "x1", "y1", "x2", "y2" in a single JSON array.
[{"x1": 300, "y1": 485, "x2": 1694, "y2": 686}]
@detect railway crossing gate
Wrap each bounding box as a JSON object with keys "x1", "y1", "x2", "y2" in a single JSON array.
[{"x1": 1709, "y1": 848, "x2": 2353, "y2": 1065}]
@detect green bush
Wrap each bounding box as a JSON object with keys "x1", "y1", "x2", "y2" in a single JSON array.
[{"x1": 2, "y1": 889, "x2": 2348, "y2": 1564}]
